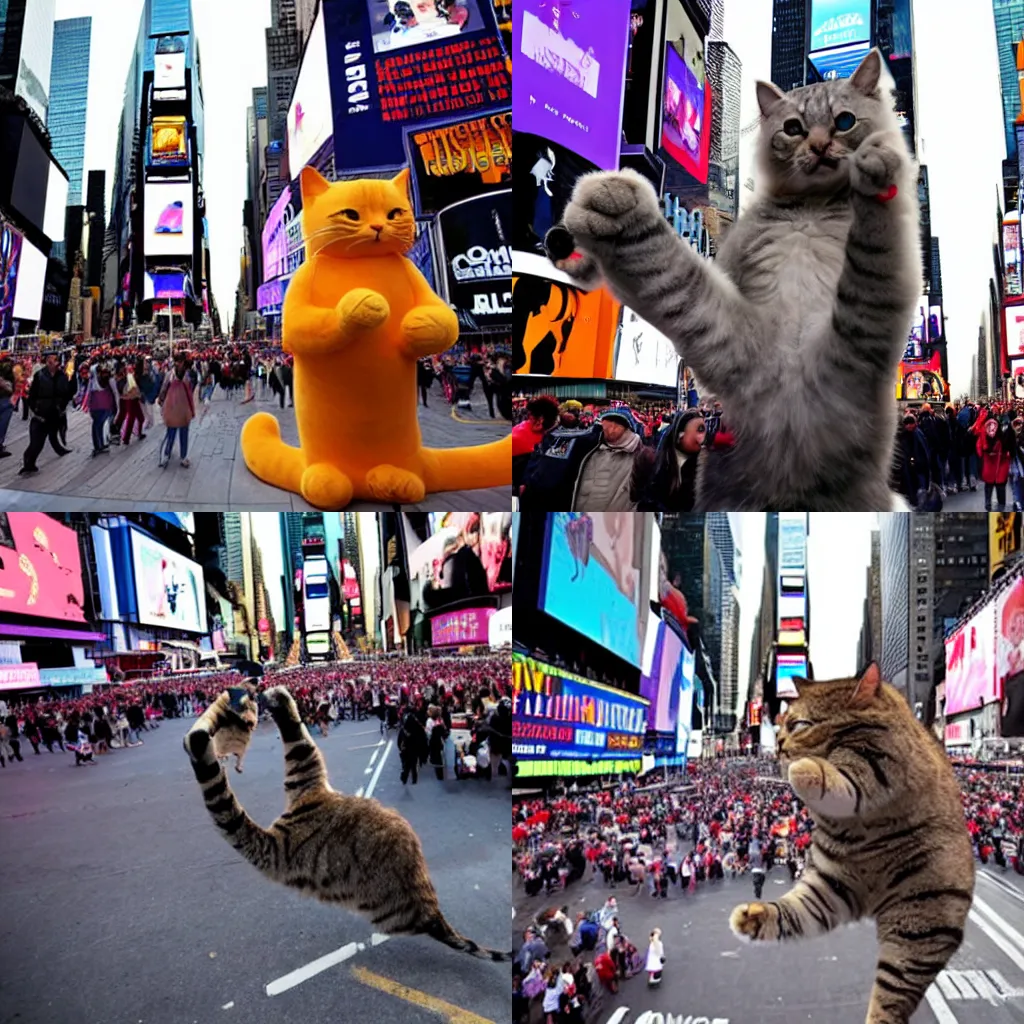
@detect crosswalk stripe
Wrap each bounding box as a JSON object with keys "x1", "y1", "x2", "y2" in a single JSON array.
[
  {"x1": 962, "y1": 970, "x2": 999, "y2": 1005},
  {"x1": 968, "y1": 910, "x2": 1024, "y2": 973},
  {"x1": 988, "y1": 969, "x2": 1024, "y2": 999},
  {"x1": 943, "y1": 971, "x2": 976, "y2": 999},
  {"x1": 935, "y1": 973, "x2": 960, "y2": 1000},
  {"x1": 935, "y1": 969, "x2": 1024, "y2": 1002}
]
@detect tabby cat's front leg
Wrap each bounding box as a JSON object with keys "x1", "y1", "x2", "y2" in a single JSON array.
[
  {"x1": 561, "y1": 169, "x2": 759, "y2": 397},
  {"x1": 730, "y1": 870, "x2": 856, "y2": 944}
]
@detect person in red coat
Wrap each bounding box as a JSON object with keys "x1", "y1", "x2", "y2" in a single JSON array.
[{"x1": 977, "y1": 416, "x2": 1012, "y2": 510}]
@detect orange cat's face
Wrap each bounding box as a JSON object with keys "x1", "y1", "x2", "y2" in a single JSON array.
[{"x1": 300, "y1": 167, "x2": 416, "y2": 258}]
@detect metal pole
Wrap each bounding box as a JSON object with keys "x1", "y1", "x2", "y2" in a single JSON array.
[{"x1": 168, "y1": 297, "x2": 173, "y2": 346}]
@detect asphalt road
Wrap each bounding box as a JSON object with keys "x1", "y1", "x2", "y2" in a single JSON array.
[
  {"x1": 516, "y1": 857, "x2": 1024, "y2": 1024},
  {"x1": 0, "y1": 712, "x2": 510, "y2": 1024}
]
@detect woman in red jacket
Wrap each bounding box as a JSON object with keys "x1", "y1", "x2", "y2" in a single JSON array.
[{"x1": 977, "y1": 417, "x2": 1012, "y2": 510}]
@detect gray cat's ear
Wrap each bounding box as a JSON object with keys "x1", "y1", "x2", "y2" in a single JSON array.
[
  {"x1": 756, "y1": 81, "x2": 787, "y2": 118},
  {"x1": 849, "y1": 48, "x2": 884, "y2": 96},
  {"x1": 849, "y1": 662, "x2": 882, "y2": 709}
]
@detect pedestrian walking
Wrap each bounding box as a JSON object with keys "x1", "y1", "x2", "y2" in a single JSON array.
[{"x1": 158, "y1": 354, "x2": 196, "y2": 468}]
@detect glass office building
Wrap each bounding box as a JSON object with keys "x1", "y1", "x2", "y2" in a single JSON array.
[
  {"x1": 49, "y1": 17, "x2": 92, "y2": 205},
  {"x1": 994, "y1": 0, "x2": 1024, "y2": 160}
]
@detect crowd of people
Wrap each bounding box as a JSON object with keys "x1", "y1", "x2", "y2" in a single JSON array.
[
  {"x1": 512, "y1": 756, "x2": 1024, "y2": 1024},
  {"x1": 0, "y1": 654, "x2": 512, "y2": 780},
  {"x1": 0, "y1": 340, "x2": 512, "y2": 478}
]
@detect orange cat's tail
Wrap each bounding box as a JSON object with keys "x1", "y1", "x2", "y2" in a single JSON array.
[
  {"x1": 421, "y1": 435, "x2": 511, "y2": 493},
  {"x1": 241, "y1": 412, "x2": 305, "y2": 495}
]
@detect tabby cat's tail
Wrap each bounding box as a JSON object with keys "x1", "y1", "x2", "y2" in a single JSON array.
[
  {"x1": 241, "y1": 412, "x2": 305, "y2": 494},
  {"x1": 422, "y1": 435, "x2": 511, "y2": 492},
  {"x1": 423, "y1": 914, "x2": 513, "y2": 962}
]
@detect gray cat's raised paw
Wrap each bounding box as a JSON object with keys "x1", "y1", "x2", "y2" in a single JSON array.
[
  {"x1": 563, "y1": 169, "x2": 660, "y2": 247},
  {"x1": 850, "y1": 132, "x2": 905, "y2": 196}
]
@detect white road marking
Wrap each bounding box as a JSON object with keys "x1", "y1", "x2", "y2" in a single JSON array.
[
  {"x1": 266, "y1": 941, "x2": 362, "y2": 996},
  {"x1": 363, "y1": 739, "x2": 392, "y2": 800},
  {"x1": 987, "y1": 969, "x2": 1024, "y2": 998},
  {"x1": 942, "y1": 971, "x2": 976, "y2": 999},
  {"x1": 968, "y1": 910, "x2": 1024, "y2": 972},
  {"x1": 221, "y1": 1002, "x2": 234, "y2": 1010},
  {"x1": 354, "y1": 785, "x2": 364, "y2": 798},
  {"x1": 936, "y1": 973, "x2": 960, "y2": 1000},
  {"x1": 348, "y1": 743, "x2": 382, "y2": 751},
  {"x1": 978, "y1": 870, "x2": 1024, "y2": 906},
  {"x1": 962, "y1": 970, "x2": 1001, "y2": 1005},
  {"x1": 924, "y1": 986, "x2": 961, "y2": 1024},
  {"x1": 973, "y1": 895, "x2": 1024, "y2": 960}
]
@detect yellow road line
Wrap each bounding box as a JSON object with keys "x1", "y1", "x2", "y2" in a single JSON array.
[
  {"x1": 350, "y1": 966, "x2": 497, "y2": 1024},
  {"x1": 449, "y1": 407, "x2": 500, "y2": 426}
]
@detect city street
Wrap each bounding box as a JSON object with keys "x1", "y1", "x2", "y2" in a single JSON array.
[
  {"x1": 515, "y1": 858, "x2": 1024, "y2": 1024},
  {"x1": 0, "y1": 380, "x2": 510, "y2": 512},
  {"x1": 1, "y1": 711, "x2": 510, "y2": 1024}
]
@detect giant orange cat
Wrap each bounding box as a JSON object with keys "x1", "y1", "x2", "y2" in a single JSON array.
[{"x1": 241, "y1": 166, "x2": 511, "y2": 509}]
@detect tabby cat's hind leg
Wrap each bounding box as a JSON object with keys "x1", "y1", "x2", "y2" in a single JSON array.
[
  {"x1": 421, "y1": 435, "x2": 512, "y2": 493},
  {"x1": 262, "y1": 686, "x2": 330, "y2": 808},
  {"x1": 242, "y1": 412, "x2": 305, "y2": 495},
  {"x1": 730, "y1": 871, "x2": 856, "y2": 943},
  {"x1": 865, "y1": 939, "x2": 959, "y2": 1024}
]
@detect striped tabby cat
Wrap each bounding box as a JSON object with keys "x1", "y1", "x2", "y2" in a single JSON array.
[
  {"x1": 555, "y1": 47, "x2": 921, "y2": 511},
  {"x1": 184, "y1": 685, "x2": 511, "y2": 962},
  {"x1": 210, "y1": 686, "x2": 258, "y2": 773},
  {"x1": 729, "y1": 663, "x2": 974, "y2": 1024}
]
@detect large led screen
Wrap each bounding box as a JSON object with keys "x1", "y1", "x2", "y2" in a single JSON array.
[
  {"x1": 367, "y1": 0, "x2": 487, "y2": 52},
  {"x1": 639, "y1": 619, "x2": 683, "y2": 734},
  {"x1": 997, "y1": 573, "x2": 1024, "y2": 688},
  {"x1": 154, "y1": 36, "x2": 187, "y2": 89},
  {"x1": 130, "y1": 528, "x2": 207, "y2": 633},
  {"x1": 15, "y1": 0, "x2": 55, "y2": 122},
  {"x1": 288, "y1": 6, "x2": 332, "y2": 173},
  {"x1": 43, "y1": 161, "x2": 69, "y2": 241},
  {"x1": 661, "y1": 42, "x2": 711, "y2": 184},
  {"x1": 513, "y1": 653, "x2": 648, "y2": 761},
  {"x1": 1006, "y1": 305, "x2": 1024, "y2": 360},
  {"x1": 143, "y1": 183, "x2": 194, "y2": 257},
  {"x1": 12, "y1": 238, "x2": 46, "y2": 322},
  {"x1": 676, "y1": 645, "x2": 695, "y2": 757},
  {"x1": 262, "y1": 186, "x2": 293, "y2": 283},
  {"x1": 614, "y1": 306, "x2": 681, "y2": 387},
  {"x1": 539, "y1": 512, "x2": 646, "y2": 667},
  {"x1": 430, "y1": 607, "x2": 495, "y2": 646},
  {"x1": 149, "y1": 117, "x2": 189, "y2": 167},
  {"x1": 779, "y1": 514, "x2": 806, "y2": 572},
  {"x1": 809, "y1": 0, "x2": 871, "y2": 52},
  {"x1": 0, "y1": 224, "x2": 24, "y2": 338},
  {"x1": 945, "y1": 602, "x2": 997, "y2": 717},
  {"x1": 0, "y1": 513, "x2": 86, "y2": 624},
  {"x1": 808, "y1": 39, "x2": 871, "y2": 80},
  {"x1": 777, "y1": 653, "x2": 808, "y2": 699},
  {"x1": 513, "y1": 0, "x2": 631, "y2": 171}
]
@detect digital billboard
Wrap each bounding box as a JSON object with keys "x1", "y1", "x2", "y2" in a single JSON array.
[
  {"x1": 0, "y1": 664, "x2": 41, "y2": 692},
  {"x1": 430, "y1": 606, "x2": 496, "y2": 646},
  {"x1": 662, "y1": 41, "x2": 711, "y2": 184},
  {"x1": 809, "y1": 0, "x2": 872, "y2": 53},
  {"x1": 436, "y1": 191, "x2": 511, "y2": 332},
  {"x1": 944, "y1": 602, "x2": 997, "y2": 717},
  {"x1": 1006, "y1": 305, "x2": 1024, "y2": 360},
  {"x1": 43, "y1": 161, "x2": 69, "y2": 242},
  {"x1": 154, "y1": 36, "x2": 187, "y2": 89},
  {"x1": 15, "y1": 0, "x2": 55, "y2": 122},
  {"x1": 129, "y1": 528, "x2": 207, "y2": 634},
  {"x1": 143, "y1": 183, "x2": 194, "y2": 257},
  {"x1": 1005, "y1": 220, "x2": 1022, "y2": 298},
  {"x1": 777, "y1": 653, "x2": 808, "y2": 699},
  {"x1": 0, "y1": 224, "x2": 23, "y2": 338},
  {"x1": 639, "y1": 619, "x2": 683, "y2": 734},
  {"x1": 997, "y1": 573, "x2": 1024, "y2": 689},
  {"x1": 405, "y1": 111, "x2": 511, "y2": 216},
  {"x1": 149, "y1": 117, "x2": 189, "y2": 167},
  {"x1": 0, "y1": 513, "x2": 86, "y2": 624},
  {"x1": 513, "y1": 0, "x2": 631, "y2": 171},
  {"x1": 512, "y1": 653, "x2": 648, "y2": 761},
  {"x1": 676, "y1": 645, "x2": 695, "y2": 757},
  {"x1": 262, "y1": 186, "x2": 293, "y2": 284},
  {"x1": 145, "y1": 271, "x2": 185, "y2": 300},
  {"x1": 288, "y1": 4, "x2": 332, "y2": 173},
  {"x1": 326, "y1": 0, "x2": 511, "y2": 173},
  {"x1": 808, "y1": 39, "x2": 871, "y2": 80},
  {"x1": 614, "y1": 306, "x2": 681, "y2": 387},
  {"x1": 778, "y1": 514, "x2": 807, "y2": 572},
  {"x1": 12, "y1": 238, "x2": 46, "y2": 323},
  {"x1": 539, "y1": 512, "x2": 646, "y2": 667}
]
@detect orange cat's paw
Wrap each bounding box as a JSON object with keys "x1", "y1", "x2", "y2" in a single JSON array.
[
  {"x1": 300, "y1": 463, "x2": 354, "y2": 510},
  {"x1": 401, "y1": 305, "x2": 459, "y2": 355},
  {"x1": 337, "y1": 288, "x2": 390, "y2": 333},
  {"x1": 365, "y1": 465, "x2": 427, "y2": 504}
]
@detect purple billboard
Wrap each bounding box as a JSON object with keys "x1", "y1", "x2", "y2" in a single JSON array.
[
  {"x1": 512, "y1": 0, "x2": 632, "y2": 171},
  {"x1": 431, "y1": 607, "x2": 496, "y2": 646},
  {"x1": 262, "y1": 186, "x2": 293, "y2": 285}
]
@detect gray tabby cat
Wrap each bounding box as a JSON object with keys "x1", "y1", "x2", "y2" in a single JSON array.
[{"x1": 556, "y1": 48, "x2": 921, "y2": 511}]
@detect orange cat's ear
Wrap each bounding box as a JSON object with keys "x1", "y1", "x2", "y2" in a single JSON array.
[
  {"x1": 849, "y1": 662, "x2": 881, "y2": 709},
  {"x1": 301, "y1": 165, "x2": 331, "y2": 202},
  {"x1": 391, "y1": 167, "x2": 412, "y2": 199}
]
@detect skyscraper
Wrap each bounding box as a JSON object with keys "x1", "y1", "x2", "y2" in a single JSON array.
[
  {"x1": 706, "y1": 41, "x2": 742, "y2": 219},
  {"x1": 770, "y1": 0, "x2": 807, "y2": 91},
  {"x1": 48, "y1": 17, "x2": 91, "y2": 206},
  {"x1": 994, "y1": 0, "x2": 1024, "y2": 160},
  {"x1": 0, "y1": 0, "x2": 57, "y2": 123}
]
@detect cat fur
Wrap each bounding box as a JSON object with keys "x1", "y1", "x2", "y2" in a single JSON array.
[
  {"x1": 184, "y1": 685, "x2": 511, "y2": 962},
  {"x1": 241, "y1": 167, "x2": 510, "y2": 510},
  {"x1": 729, "y1": 663, "x2": 974, "y2": 1024},
  {"x1": 558, "y1": 48, "x2": 921, "y2": 511},
  {"x1": 208, "y1": 688, "x2": 258, "y2": 773}
]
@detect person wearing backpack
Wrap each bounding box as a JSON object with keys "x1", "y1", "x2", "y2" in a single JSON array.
[{"x1": 157, "y1": 353, "x2": 197, "y2": 468}]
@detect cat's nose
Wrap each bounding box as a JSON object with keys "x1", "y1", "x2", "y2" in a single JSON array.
[
  {"x1": 807, "y1": 128, "x2": 832, "y2": 156},
  {"x1": 370, "y1": 224, "x2": 384, "y2": 233}
]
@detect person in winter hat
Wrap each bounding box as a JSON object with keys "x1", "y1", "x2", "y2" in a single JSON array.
[{"x1": 568, "y1": 408, "x2": 654, "y2": 511}]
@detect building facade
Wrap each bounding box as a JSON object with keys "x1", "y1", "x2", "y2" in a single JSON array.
[
  {"x1": 48, "y1": 17, "x2": 91, "y2": 206},
  {"x1": 706, "y1": 40, "x2": 741, "y2": 220},
  {"x1": 994, "y1": 0, "x2": 1024, "y2": 160},
  {"x1": 770, "y1": 0, "x2": 807, "y2": 91}
]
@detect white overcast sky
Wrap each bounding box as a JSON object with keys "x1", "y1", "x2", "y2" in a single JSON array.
[
  {"x1": 54, "y1": 0, "x2": 272, "y2": 327},
  {"x1": 726, "y1": 0, "x2": 1006, "y2": 395},
  {"x1": 732, "y1": 513, "x2": 876, "y2": 688}
]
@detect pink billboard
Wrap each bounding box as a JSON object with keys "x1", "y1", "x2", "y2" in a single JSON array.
[
  {"x1": 0, "y1": 514, "x2": 86, "y2": 624},
  {"x1": 430, "y1": 607, "x2": 495, "y2": 646},
  {"x1": 944, "y1": 602, "x2": 998, "y2": 717},
  {"x1": 261, "y1": 185, "x2": 293, "y2": 284},
  {"x1": 997, "y1": 574, "x2": 1024, "y2": 687},
  {"x1": 0, "y1": 663, "x2": 40, "y2": 691}
]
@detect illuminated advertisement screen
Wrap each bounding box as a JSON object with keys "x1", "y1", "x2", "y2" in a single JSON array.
[
  {"x1": 402, "y1": 512, "x2": 512, "y2": 609},
  {"x1": 288, "y1": 6, "x2": 332, "y2": 173},
  {"x1": 0, "y1": 224, "x2": 24, "y2": 340},
  {"x1": 129, "y1": 528, "x2": 208, "y2": 633},
  {"x1": 43, "y1": 161, "x2": 69, "y2": 241},
  {"x1": 430, "y1": 606, "x2": 496, "y2": 646},
  {"x1": 945, "y1": 603, "x2": 997, "y2": 716},
  {"x1": 12, "y1": 238, "x2": 46, "y2": 322},
  {"x1": 512, "y1": 653, "x2": 648, "y2": 761},
  {"x1": 661, "y1": 42, "x2": 711, "y2": 184},
  {"x1": 149, "y1": 116, "x2": 189, "y2": 167},
  {"x1": 809, "y1": 0, "x2": 871, "y2": 52},
  {"x1": 1006, "y1": 305, "x2": 1024, "y2": 361},
  {"x1": 539, "y1": 512, "x2": 646, "y2": 667},
  {"x1": 808, "y1": 40, "x2": 871, "y2": 80},
  {"x1": 154, "y1": 36, "x2": 187, "y2": 89},
  {"x1": 145, "y1": 271, "x2": 185, "y2": 300},
  {"x1": 15, "y1": 0, "x2": 55, "y2": 122},
  {"x1": 997, "y1": 574, "x2": 1024, "y2": 687},
  {"x1": 0, "y1": 514, "x2": 86, "y2": 624},
  {"x1": 777, "y1": 653, "x2": 808, "y2": 699},
  {"x1": 778, "y1": 514, "x2": 806, "y2": 572},
  {"x1": 639, "y1": 619, "x2": 682, "y2": 733},
  {"x1": 143, "y1": 183, "x2": 194, "y2": 257},
  {"x1": 1005, "y1": 221, "x2": 1022, "y2": 298},
  {"x1": 436, "y1": 191, "x2": 512, "y2": 332},
  {"x1": 614, "y1": 306, "x2": 681, "y2": 387},
  {"x1": 898, "y1": 351, "x2": 946, "y2": 401},
  {"x1": 676, "y1": 645, "x2": 695, "y2": 757},
  {"x1": 326, "y1": 0, "x2": 511, "y2": 172},
  {"x1": 929, "y1": 304, "x2": 943, "y2": 343},
  {"x1": 404, "y1": 111, "x2": 511, "y2": 216},
  {"x1": 262, "y1": 186, "x2": 293, "y2": 283},
  {"x1": 342, "y1": 559, "x2": 361, "y2": 601},
  {"x1": 513, "y1": 0, "x2": 631, "y2": 171},
  {"x1": 0, "y1": 664, "x2": 41, "y2": 692}
]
